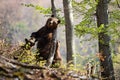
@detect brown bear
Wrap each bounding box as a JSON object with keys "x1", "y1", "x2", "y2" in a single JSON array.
[{"x1": 30, "y1": 15, "x2": 62, "y2": 67}]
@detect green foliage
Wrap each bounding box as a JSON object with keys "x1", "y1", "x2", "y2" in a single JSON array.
[
  {"x1": 73, "y1": 0, "x2": 120, "y2": 43},
  {"x1": 112, "y1": 54, "x2": 120, "y2": 79},
  {"x1": 112, "y1": 54, "x2": 120, "y2": 64},
  {"x1": 75, "y1": 24, "x2": 106, "y2": 39},
  {"x1": 108, "y1": 10, "x2": 120, "y2": 42},
  {"x1": 73, "y1": 0, "x2": 98, "y2": 40},
  {"x1": 21, "y1": 3, "x2": 51, "y2": 14},
  {"x1": 13, "y1": 48, "x2": 36, "y2": 64},
  {"x1": 72, "y1": 0, "x2": 97, "y2": 17}
]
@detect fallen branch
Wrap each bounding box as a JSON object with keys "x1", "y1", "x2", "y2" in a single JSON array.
[
  {"x1": 0, "y1": 73, "x2": 15, "y2": 78},
  {"x1": 0, "y1": 55, "x2": 46, "y2": 69}
]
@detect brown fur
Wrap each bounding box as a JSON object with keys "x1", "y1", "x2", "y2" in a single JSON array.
[{"x1": 30, "y1": 15, "x2": 62, "y2": 67}]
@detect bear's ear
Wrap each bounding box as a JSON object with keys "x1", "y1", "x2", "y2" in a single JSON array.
[
  {"x1": 25, "y1": 38, "x2": 29, "y2": 43},
  {"x1": 51, "y1": 15, "x2": 54, "y2": 17},
  {"x1": 58, "y1": 20, "x2": 61, "y2": 24}
]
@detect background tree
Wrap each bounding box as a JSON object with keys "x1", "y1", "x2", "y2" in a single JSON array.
[
  {"x1": 51, "y1": 0, "x2": 57, "y2": 17},
  {"x1": 73, "y1": 0, "x2": 120, "y2": 79},
  {"x1": 96, "y1": 0, "x2": 115, "y2": 79},
  {"x1": 63, "y1": 0, "x2": 75, "y2": 66}
]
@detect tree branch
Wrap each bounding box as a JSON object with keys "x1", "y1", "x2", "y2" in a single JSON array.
[{"x1": 0, "y1": 56, "x2": 46, "y2": 69}]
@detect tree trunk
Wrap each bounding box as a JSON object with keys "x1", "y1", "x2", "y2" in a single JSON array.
[
  {"x1": 96, "y1": 0, "x2": 115, "y2": 79},
  {"x1": 51, "y1": 0, "x2": 57, "y2": 17},
  {"x1": 63, "y1": 0, "x2": 75, "y2": 66},
  {"x1": 45, "y1": 0, "x2": 57, "y2": 67}
]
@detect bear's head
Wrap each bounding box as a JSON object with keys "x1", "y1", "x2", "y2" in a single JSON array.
[{"x1": 45, "y1": 15, "x2": 60, "y2": 29}]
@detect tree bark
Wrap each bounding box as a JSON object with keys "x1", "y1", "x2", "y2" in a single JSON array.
[
  {"x1": 45, "y1": 0, "x2": 57, "y2": 67},
  {"x1": 96, "y1": 0, "x2": 115, "y2": 79},
  {"x1": 63, "y1": 0, "x2": 75, "y2": 66},
  {"x1": 51, "y1": 0, "x2": 57, "y2": 17}
]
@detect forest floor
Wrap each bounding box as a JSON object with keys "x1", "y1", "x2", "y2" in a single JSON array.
[
  {"x1": 1, "y1": 40, "x2": 120, "y2": 80},
  {"x1": 0, "y1": 39, "x2": 119, "y2": 79},
  {"x1": 0, "y1": 55, "x2": 90, "y2": 80},
  {"x1": 0, "y1": 40, "x2": 100, "y2": 80}
]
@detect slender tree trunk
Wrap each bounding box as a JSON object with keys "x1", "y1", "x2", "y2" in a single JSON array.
[
  {"x1": 51, "y1": 0, "x2": 56, "y2": 17},
  {"x1": 63, "y1": 0, "x2": 75, "y2": 66},
  {"x1": 96, "y1": 0, "x2": 115, "y2": 79},
  {"x1": 45, "y1": 0, "x2": 57, "y2": 67}
]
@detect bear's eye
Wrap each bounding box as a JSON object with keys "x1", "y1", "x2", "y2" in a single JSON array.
[{"x1": 48, "y1": 18, "x2": 52, "y2": 21}]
